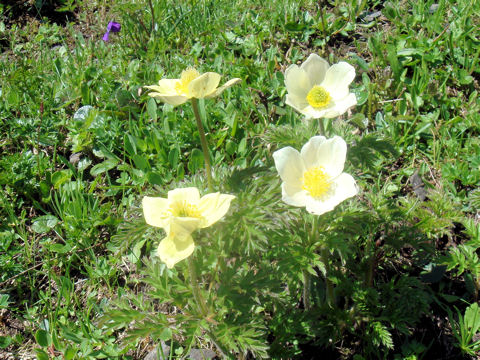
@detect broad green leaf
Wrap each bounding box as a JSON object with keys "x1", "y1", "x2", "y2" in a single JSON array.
[
  {"x1": 35, "y1": 329, "x2": 51, "y2": 347},
  {"x1": 32, "y1": 215, "x2": 59, "y2": 234}
]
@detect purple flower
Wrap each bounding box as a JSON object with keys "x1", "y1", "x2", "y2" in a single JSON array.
[{"x1": 102, "y1": 21, "x2": 121, "y2": 42}]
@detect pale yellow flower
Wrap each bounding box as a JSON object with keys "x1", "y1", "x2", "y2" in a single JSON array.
[
  {"x1": 273, "y1": 136, "x2": 358, "y2": 215},
  {"x1": 285, "y1": 54, "x2": 357, "y2": 119},
  {"x1": 144, "y1": 67, "x2": 241, "y2": 106},
  {"x1": 143, "y1": 187, "x2": 235, "y2": 268}
]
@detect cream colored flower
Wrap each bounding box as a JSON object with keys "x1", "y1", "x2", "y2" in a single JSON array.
[
  {"x1": 284, "y1": 54, "x2": 357, "y2": 119},
  {"x1": 144, "y1": 67, "x2": 241, "y2": 106},
  {"x1": 143, "y1": 187, "x2": 235, "y2": 268},
  {"x1": 273, "y1": 136, "x2": 358, "y2": 215}
]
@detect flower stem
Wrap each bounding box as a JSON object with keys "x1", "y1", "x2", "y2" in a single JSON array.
[
  {"x1": 321, "y1": 247, "x2": 335, "y2": 307},
  {"x1": 303, "y1": 216, "x2": 319, "y2": 310},
  {"x1": 187, "y1": 256, "x2": 230, "y2": 358},
  {"x1": 318, "y1": 118, "x2": 325, "y2": 135},
  {"x1": 302, "y1": 270, "x2": 312, "y2": 311},
  {"x1": 187, "y1": 256, "x2": 209, "y2": 316},
  {"x1": 191, "y1": 98, "x2": 214, "y2": 192}
]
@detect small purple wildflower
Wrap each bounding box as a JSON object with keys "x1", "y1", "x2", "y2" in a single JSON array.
[{"x1": 102, "y1": 21, "x2": 121, "y2": 42}]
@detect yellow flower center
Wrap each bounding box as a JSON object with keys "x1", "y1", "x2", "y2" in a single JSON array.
[
  {"x1": 306, "y1": 86, "x2": 331, "y2": 109},
  {"x1": 169, "y1": 201, "x2": 202, "y2": 218},
  {"x1": 175, "y1": 67, "x2": 201, "y2": 95},
  {"x1": 301, "y1": 166, "x2": 332, "y2": 199}
]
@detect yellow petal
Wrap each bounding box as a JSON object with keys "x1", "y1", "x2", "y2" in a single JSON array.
[
  {"x1": 188, "y1": 72, "x2": 221, "y2": 98},
  {"x1": 205, "y1": 78, "x2": 241, "y2": 98},
  {"x1": 198, "y1": 193, "x2": 235, "y2": 228},
  {"x1": 157, "y1": 232, "x2": 194, "y2": 268},
  {"x1": 142, "y1": 196, "x2": 170, "y2": 228},
  {"x1": 147, "y1": 93, "x2": 189, "y2": 106},
  {"x1": 168, "y1": 216, "x2": 203, "y2": 237},
  {"x1": 144, "y1": 79, "x2": 180, "y2": 96},
  {"x1": 167, "y1": 187, "x2": 201, "y2": 204}
]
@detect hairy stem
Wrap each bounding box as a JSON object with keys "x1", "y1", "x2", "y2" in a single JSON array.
[
  {"x1": 191, "y1": 98, "x2": 214, "y2": 192},
  {"x1": 188, "y1": 257, "x2": 229, "y2": 358},
  {"x1": 303, "y1": 216, "x2": 319, "y2": 310},
  {"x1": 303, "y1": 270, "x2": 312, "y2": 310},
  {"x1": 321, "y1": 247, "x2": 335, "y2": 307},
  {"x1": 187, "y1": 256, "x2": 209, "y2": 316},
  {"x1": 318, "y1": 118, "x2": 325, "y2": 135}
]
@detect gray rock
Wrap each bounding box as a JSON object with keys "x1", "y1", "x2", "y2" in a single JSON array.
[
  {"x1": 144, "y1": 341, "x2": 216, "y2": 360},
  {"x1": 429, "y1": 4, "x2": 440, "y2": 14}
]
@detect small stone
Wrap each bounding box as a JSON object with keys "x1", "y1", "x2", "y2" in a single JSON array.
[
  {"x1": 69, "y1": 152, "x2": 81, "y2": 164},
  {"x1": 429, "y1": 4, "x2": 439, "y2": 13},
  {"x1": 144, "y1": 341, "x2": 216, "y2": 360},
  {"x1": 409, "y1": 170, "x2": 427, "y2": 201}
]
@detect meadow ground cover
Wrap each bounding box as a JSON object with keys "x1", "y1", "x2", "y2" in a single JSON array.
[{"x1": 1, "y1": 0, "x2": 480, "y2": 359}]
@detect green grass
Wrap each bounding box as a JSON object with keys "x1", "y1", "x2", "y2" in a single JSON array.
[{"x1": 1, "y1": 0, "x2": 480, "y2": 358}]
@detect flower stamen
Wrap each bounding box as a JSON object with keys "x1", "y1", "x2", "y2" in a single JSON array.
[
  {"x1": 175, "y1": 67, "x2": 201, "y2": 95},
  {"x1": 301, "y1": 166, "x2": 332, "y2": 199},
  {"x1": 169, "y1": 200, "x2": 202, "y2": 218},
  {"x1": 306, "y1": 85, "x2": 331, "y2": 109}
]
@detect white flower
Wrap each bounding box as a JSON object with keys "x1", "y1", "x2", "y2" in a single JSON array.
[
  {"x1": 273, "y1": 136, "x2": 358, "y2": 215},
  {"x1": 143, "y1": 187, "x2": 235, "y2": 268},
  {"x1": 284, "y1": 54, "x2": 357, "y2": 119},
  {"x1": 144, "y1": 67, "x2": 241, "y2": 106}
]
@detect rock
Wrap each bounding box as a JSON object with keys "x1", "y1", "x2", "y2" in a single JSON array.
[{"x1": 144, "y1": 341, "x2": 216, "y2": 360}]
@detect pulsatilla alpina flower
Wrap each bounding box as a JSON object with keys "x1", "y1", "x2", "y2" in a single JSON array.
[
  {"x1": 143, "y1": 187, "x2": 235, "y2": 268},
  {"x1": 284, "y1": 54, "x2": 357, "y2": 119},
  {"x1": 144, "y1": 67, "x2": 241, "y2": 106},
  {"x1": 273, "y1": 136, "x2": 358, "y2": 215}
]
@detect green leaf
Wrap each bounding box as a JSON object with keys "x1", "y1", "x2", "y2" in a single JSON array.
[
  {"x1": 132, "y1": 154, "x2": 150, "y2": 171},
  {"x1": 90, "y1": 159, "x2": 119, "y2": 176},
  {"x1": 187, "y1": 149, "x2": 204, "y2": 173},
  {"x1": 51, "y1": 170, "x2": 72, "y2": 189},
  {"x1": 285, "y1": 22, "x2": 306, "y2": 32},
  {"x1": 147, "y1": 97, "x2": 158, "y2": 122},
  {"x1": 47, "y1": 243, "x2": 72, "y2": 254},
  {"x1": 159, "y1": 327, "x2": 172, "y2": 341},
  {"x1": 147, "y1": 171, "x2": 163, "y2": 186},
  {"x1": 35, "y1": 329, "x2": 51, "y2": 347},
  {"x1": 32, "y1": 215, "x2": 59, "y2": 234},
  {"x1": 64, "y1": 347, "x2": 77, "y2": 360},
  {"x1": 465, "y1": 303, "x2": 480, "y2": 332},
  {"x1": 35, "y1": 350, "x2": 49, "y2": 360},
  {"x1": 168, "y1": 148, "x2": 179, "y2": 168},
  {"x1": 0, "y1": 336, "x2": 12, "y2": 349}
]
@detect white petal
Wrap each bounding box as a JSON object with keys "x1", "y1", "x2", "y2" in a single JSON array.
[
  {"x1": 142, "y1": 196, "x2": 170, "y2": 229},
  {"x1": 285, "y1": 93, "x2": 309, "y2": 113},
  {"x1": 188, "y1": 72, "x2": 221, "y2": 98},
  {"x1": 300, "y1": 136, "x2": 327, "y2": 169},
  {"x1": 273, "y1": 147, "x2": 305, "y2": 187},
  {"x1": 320, "y1": 62, "x2": 355, "y2": 100},
  {"x1": 167, "y1": 187, "x2": 201, "y2": 204},
  {"x1": 310, "y1": 136, "x2": 347, "y2": 178},
  {"x1": 198, "y1": 193, "x2": 235, "y2": 227},
  {"x1": 300, "y1": 54, "x2": 330, "y2": 86},
  {"x1": 329, "y1": 93, "x2": 357, "y2": 117},
  {"x1": 305, "y1": 196, "x2": 337, "y2": 215},
  {"x1": 297, "y1": 105, "x2": 324, "y2": 119},
  {"x1": 205, "y1": 78, "x2": 241, "y2": 98},
  {"x1": 157, "y1": 232, "x2": 195, "y2": 268},
  {"x1": 305, "y1": 172, "x2": 358, "y2": 215},
  {"x1": 281, "y1": 182, "x2": 308, "y2": 207},
  {"x1": 284, "y1": 65, "x2": 311, "y2": 100}
]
